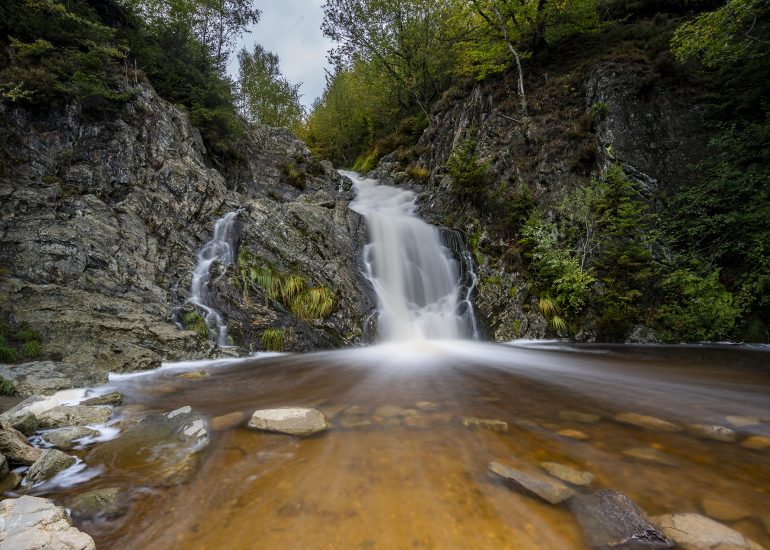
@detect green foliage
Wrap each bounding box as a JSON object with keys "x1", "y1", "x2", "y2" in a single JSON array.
[
  {"x1": 22, "y1": 340, "x2": 42, "y2": 359},
  {"x1": 447, "y1": 137, "x2": 489, "y2": 205},
  {"x1": 260, "y1": 328, "x2": 285, "y2": 351},
  {"x1": 406, "y1": 165, "x2": 430, "y2": 181},
  {"x1": 0, "y1": 341, "x2": 19, "y2": 363},
  {"x1": 281, "y1": 162, "x2": 307, "y2": 190},
  {"x1": 291, "y1": 287, "x2": 335, "y2": 321},
  {"x1": 0, "y1": 376, "x2": 16, "y2": 396},
  {"x1": 183, "y1": 311, "x2": 209, "y2": 339}
]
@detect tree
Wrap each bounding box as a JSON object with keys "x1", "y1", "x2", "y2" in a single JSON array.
[{"x1": 237, "y1": 44, "x2": 303, "y2": 128}]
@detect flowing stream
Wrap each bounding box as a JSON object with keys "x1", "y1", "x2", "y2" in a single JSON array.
[
  {"x1": 16, "y1": 175, "x2": 770, "y2": 549},
  {"x1": 187, "y1": 211, "x2": 239, "y2": 347}
]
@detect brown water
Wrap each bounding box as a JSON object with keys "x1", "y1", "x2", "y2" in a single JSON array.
[{"x1": 26, "y1": 341, "x2": 770, "y2": 549}]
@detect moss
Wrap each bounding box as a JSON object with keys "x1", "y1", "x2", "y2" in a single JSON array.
[
  {"x1": 0, "y1": 375, "x2": 16, "y2": 396},
  {"x1": 281, "y1": 162, "x2": 307, "y2": 190},
  {"x1": 22, "y1": 340, "x2": 42, "y2": 359},
  {"x1": 260, "y1": 328, "x2": 285, "y2": 351},
  {"x1": 183, "y1": 311, "x2": 209, "y2": 339},
  {"x1": 406, "y1": 165, "x2": 430, "y2": 182}
]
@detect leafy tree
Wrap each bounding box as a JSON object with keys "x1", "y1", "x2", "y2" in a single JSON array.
[{"x1": 237, "y1": 44, "x2": 303, "y2": 128}]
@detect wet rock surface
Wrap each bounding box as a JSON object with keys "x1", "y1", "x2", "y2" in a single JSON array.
[
  {"x1": 651, "y1": 513, "x2": 765, "y2": 550},
  {"x1": 248, "y1": 407, "x2": 329, "y2": 437},
  {"x1": 614, "y1": 413, "x2": 681, "y2": 433},
  {"x1": 68, "y1": 487, "x2": 127, "y2": 519},
  {"x1": 40, "y1": 426, "x2": 100, "y2": 450},
  {"x1": 37, "y1": 405, "x2": 112, "y2": 429},
  {"x1": 488, "y1": 461, "x2": 575, "y2": 504},
  {"x1": 0, "y1": 495, "x2": 95, "y2": 550},
  {"x1": 0, "y1": 418, "x2": 42, "y2": 465},
  {"x1": 80, "y1": 391, "x2": 123, "y2": 406},
  {"x1": 541, "y1": 462, "x2": 594, "y2": 486},
  {"x1": 25, "y1": 448, "x2": 77, "y2": 485},
  {"x1": 570, "y1": 490, "x2": 673, "y2": 549}
]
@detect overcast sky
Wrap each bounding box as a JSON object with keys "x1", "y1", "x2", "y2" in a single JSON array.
[{"x1": 228, "y1": 0, "x2": 334, "y2": 110}]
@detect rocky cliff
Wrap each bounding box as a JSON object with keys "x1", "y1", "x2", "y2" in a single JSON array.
[{"x1": 0, "y1": 76, "x2": 374, "y2": 383}]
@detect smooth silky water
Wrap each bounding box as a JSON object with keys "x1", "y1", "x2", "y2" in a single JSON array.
[{"x1": 23, "y1": 175, "x2": 770, "y2": 549}]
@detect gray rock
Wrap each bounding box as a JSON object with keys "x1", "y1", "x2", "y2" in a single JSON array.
[
  {"x1": 69, "y1": 487, "x2": 127, "y2": 519},
  {"x1": 0, "y1": 419, "x2": 42, "y2": 465},
  {"x1": 0, "y1": 362, "x2": 104, "y2": 398},
  {"x1": 0, "y1": 495, "x2": 95, "y2": 549},
  {"x1": 541, "y1": 462, "x2": 594, "y2": 486},
  {"x1": 625, "y1": 325, "x2": 661, "y2": 344},
  {"x1": 614, "y1": 413, "x2": 682, "y2": 433},
  {"x1": 40, "y1": 426, "x2": 101, "y2": 450},
  {"x1": 689, "y1": 424, "x2": 736, "y2": 442},
  {"x1": 87, "y1": 406, "x2": 208, "y2": 486},
  {"x1": 80, "y1": 391, "x2": 123, "y2": 406},
  {"x1": 621, "y1": 447, "x2": 677, "y2": 467},
  {"x1": 488, "y1": 461, "x2": 575, "y2": 504},
  {"x1": 570, "y1": 490, "x2": 673, "y2": 549},
  {"x1": 26, "y1": 449, "x2": 77, "y2": 485},
  {"x1": 37, "y1": 405, "x2": 112, "y2": 429},
  {"x1": 0, "y1": 398, "x2": 39, "y2": 436},
  {"x1": 651, "y1": 513, "x2": 765, "y2": 550},
  {"x1": 248, "y1": 407, "x2": 329, "y2": 437},
  {"x1": 0, "y1": 454, "x2": 7, "y2": 478}
]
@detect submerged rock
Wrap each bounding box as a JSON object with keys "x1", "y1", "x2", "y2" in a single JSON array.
[
  {"x1": 41, "y1": 426, "x2": 101, "y2": 450},
  {"x1": 541, "y1": 462, "x2": 594, "y2": 486},
  {"x1": 37, "y1": 405, "x2": 112, "y2": 429},
  {"x1": 463, "y1": 417, "x2": 509, "y2": 432},
  {"x1": 0, "y1": 419, "x2": 42, "y2": 465},
  {"x1": 557, "y1": 428, "x2": 589, "y2": 440},
  {"x1": 80, "y1": 391, "x2": 123, "y2": 406},
  {"x1": 25, "y1": 449, "x2": 77, "y2": 485},
  {"x1": 209, "y1": 411, "x2": 246, "y2": 431},
  {"x1": 651, "y1": 513, "x2": 765, "y2": 550},
  {"x1": 570, "y1": 490, "x2": 673, "y2": 549},
  {"x1": 176, "y1": 370, "x2": 210, "y2": 380},
  {"x1": 726, "y1": 415, "x2": 760, "y2": 428},
  {"x1": 689, "y1": 424, "x2": 736, "y2": 442},
  {"x1": 700, "y1": 495, "x2": 752, "y2": 522},
  {"x1": 488, "y1": 461, "x2": 575, "y2": 504},
  {"x1": 88, "y1": 406, "x2": 209, "y2": 486},
  {"x1": 614, "y1": 413, "x2": 682, "y2": 433},
  {"x1": 559, "y1": 411, "x2": 600, "y2": 424},
  {"x1": 741, "y1": 435, "x2": 770, "y2": 450},
  {"x1": 373, "y1": 405, "x2": 404, "y2": 418},
  {"x1": 248, "y1": 407, "x2": 329, "y2": 437},
  {"x1": 69, "y1": 487, "x2": 127, "y2": 519},
  {"x1": 621, "y1": 447, "x2": 677, "y2": 466},
  {"x1": 0, "y1": 495, "x2": 95, "y2": 550}
]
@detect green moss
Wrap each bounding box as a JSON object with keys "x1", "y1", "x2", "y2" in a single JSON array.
[
  {"x1": 21, "y1": 340, "x2": 42, "y2": 359},
  {"x1": 260, "y1": 328, "x2": 285, "y2": 351},
  {"x1": 0, "y1": 375, "x2": 16, "y2": 396},
  {"x1": 183, "y1": 311, "x2": 209, "y2": 339}
]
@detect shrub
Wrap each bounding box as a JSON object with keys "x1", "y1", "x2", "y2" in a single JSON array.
[
  {"x1": 22, "y1": 340, "x2": 42, "y2": 359},
  {"x1": 0, "y1": 376, "x2": 16, "y2": 396},
  {"x1": 260, "y1": 328, "x2": 285, "y2": 351},
  {"x1": 447, "y1": 137, "x2": 488, "y2": 205}
]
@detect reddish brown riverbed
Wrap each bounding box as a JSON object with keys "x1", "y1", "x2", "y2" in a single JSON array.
[{"x1": 26, "y1": 341, "x2": 770, "y2": 549}]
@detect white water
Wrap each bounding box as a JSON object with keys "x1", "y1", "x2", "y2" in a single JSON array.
[
  {"x1": 346, "y1": 171, "x2": 476, "y2": 341},
  {"x1": 187, "y1": 211, "x2": 239, "y2": 346}
]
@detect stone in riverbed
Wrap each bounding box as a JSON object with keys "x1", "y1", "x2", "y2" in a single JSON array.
[
  {"x1": 25, "y1": 449, "x2": 77, "y2": 485},
  {"x1": 558, "y1": 428, "x2": 589, "y2": 440},
  {"x1": 0, "y1": 396, "x2": 42, "y2": 435},
  {"x1": 373, "y1": 404, "x2": 404, "y2": 418},
  {"x1": 689, "y1": 424, "x2": 736, "y2": 442},
  {"x1": 541, "y1": 462, "x2": 594, "y2": 486},
  {"x1": 622, "y1": 447, "x2": 677, "y2": 466},
  {"x1": 209, "y1": 411, "x2": 246, "y2": 431},
  {"x1": 614, "y1": 413, "x2": 682, "y2": 433},
  {"x1": 80, "y1": 391, "x2": 123, "y2": 406},
  {"x1": 726, "y1": 415, "x2": 760, "y2": 428},
  {"x1": 741, "y1": 435, "x2": 770, "y2": 450},
  {"x1": 69, "y1": 487, "x2": 127, "y2": 519},
  {"x1": 570, "y1": 490, "x2": 673, "y2": 549},
  {"x1": 0, "y1": 419, "x2": 42, "y2": 465},
  {"x1": 559, "y1": 411, "x2": 600, "y2": 424},
  {"x1": 37, "y1": 405, "x2": 112, "y2": 429},
  {"x1": 463, "y1": 417, "x2": 509, "y2": 432},
  {"x1": 488, "y1": 461, "x2": 574, "y2": 504},
  {"x1": 40, "y1": 426, "x2": 101, "y2": 450},
  {"x1": 651, "y1": 513, "x2": 765, "y2": 550},
  {"x1": 0, "y1": 495, "x2": 95, "y2": 550},
  {"x1": 700, "y1": 495, "x2": 752, "y2": 522},
  {"x1": 248, "y1": 407, "x2": 329, "y2": 436}
]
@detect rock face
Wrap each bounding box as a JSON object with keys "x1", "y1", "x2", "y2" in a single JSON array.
[
  {"x1": 570, "y1": 490, "x2": 673, "y2": 549},
  {"x1": 488, "y1": 461, "x2": 575, "y2": 504},
  {"x1": 0, "y1": 362, "x2": 105, "y2": 397},
  {"x1": 0, "y1": 76, "x2": 374, "y2": 379},
  {"x1": 248, "y1": 407, "x2": 329, "y2": 437},
  {"x1": 0, "y1": 495, "x2": 95, "y2": 550},
  {"x1": 651, "y1": 513, "x2": 764, "y2": 550}
]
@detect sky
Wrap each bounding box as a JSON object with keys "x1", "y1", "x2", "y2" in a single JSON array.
[{"x1": 228, "y1": 0, "x2": 335, "y2": 110}]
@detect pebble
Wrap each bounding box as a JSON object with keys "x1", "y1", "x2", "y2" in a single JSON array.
[
  {"x1": 373, "y1": 405, "x2": 404, "y2": 418},
  {"x1": 557, "y1": 428, "x2": 589, "y2": 440},
  {"x1": 614, "y1": 413, "x2": 682, "y2": 433},
  {"x1": 689, "y1": 424, "x2": 737, "y2": 442},
  {"x1": 726, "y1": 415, "x2": 761, "y2": 428}
]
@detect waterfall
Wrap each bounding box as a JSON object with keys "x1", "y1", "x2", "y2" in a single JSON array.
[
  {"x1": 187, "y1": 211, "x2": 239, "y2": 347},
  {"x1": 346, "y1": 171, "x2": 478, "y2": 342}
]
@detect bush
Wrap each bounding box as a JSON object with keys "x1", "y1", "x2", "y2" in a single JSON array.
[
  {"x1": 447, "y1": 137, "x2": 488, "y2": 205},
  {"x1": 22, "y1": 340, "x2": 42, "y2": 359},
  {"x1": 0, "y1": 376, "x2": 16, "y2": 396},
  {"x1": 260, "y1": 328, "x2": 285, "y2": 351}
]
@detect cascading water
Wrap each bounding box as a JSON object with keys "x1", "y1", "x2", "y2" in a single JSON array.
[
  {"x1": 187, "y1": 211, "x2": 239, "y2": 347},
  {"x1": 346, "y1": 171, "x2": 478, "y2": 341}
]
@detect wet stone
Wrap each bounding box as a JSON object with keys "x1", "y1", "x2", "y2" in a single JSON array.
[
  {"x1": 488, "y1": 461, "x2": 574, "y2": 504},
  {"x1": 69, "y1": 487, "x2": 127, "y2": 519},
  {"x1": 176, "y1": 370, "x2": 210, "y2": 380},
  {"x1": 651, "y1": 513, "x2": 764, "y2": 550},
  {"x1": 700, "y1": 495, "x2": 752, "y2": 522},
  {"x1": 248, "y1": 407, "x2": 329, "y2": 437},
  {"x1": 40, "y1": 426, "x2": 100, "y2": 450},
  {"x1": 339, "y1": 417, "x2": 372, "y2": 429},
  {"x1": 26, "y1": 449, "x2": 76, "y2": 485},
  {"x1": 570, "y1": 490, "x2": 673, "y2": 549},
  {"x1": 373, "y1": 405, "x2": 404, "y2": 418},
  {"x1": 614, "y1": 413, "x2": 682, "y2": 433},
  {"x1": 622, "y1": 447, "x2": 677, "y2": 466},
  {"x1": 209, "y1": 411, "x2": 246, "y2": 431},
  {"x1": 0, "y1": 472, "x2": 22, "y2": 493},
  {"x1": 463, "y1": 417, "x2": 508, "y2": 432},
  {"x1": 689, "y1": 424, "x2": 736, "y2": 442},
  {"x1": 0, "y1": 419, "x2": 42, "y2": 465},
  {"x1": 559, "y1": 411, "x2": 600, "y2": 424},
  {"x1": 343, "y1": 405, "x2": 368, "y2": 416},
  {"x1": 37, "y1": 405, "x2": 112, "y2": 429},
  {"x1": 81, "y1": 391, "x2": 123, "y2": 406},
  {"x1": 741, "y1": 435, "x2": 770, "y2": 450},
  {"x1": 403, "y1": 415, "x2": 431, "y2": 430},
  {"x1": 415, "y1": 401, "x2": 438, "y2": 411},
  {"x1": 557, "y1": 429, "x2": 589, "y2": 440},
  {"x1": 541, "y1": 462, "x2": 594, "y2": 486},
  {"x1": 0, "y1": 495, "x2": 95, "y2": 550},
  {"x1": 726, "y1": 415, "x2": 761, "y2": 428}
]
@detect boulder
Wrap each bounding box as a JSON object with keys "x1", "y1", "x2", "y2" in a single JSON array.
[
  {"x1": 87, "y1": 406, "x2": 208, "y2": 486},
  {"x1": 248, "y1": 407, "x2": 329, "y2": 437},
  {"x1": 541, "y1": 462, "x2": 594, "y2": 486},
  {"x1": 0, "y1": 419, "x2": 42, "y2": 465},
  {"x1": 614, "y1": 413, "x2": 681, "y2": 433},
  {"x1": 40, "y1": 426, "x2": 101, "y2": 450},
  {"x1": 651, "y1": 513, "x2": 765, "y2": 550},
  {"x1": 0, "y1": 401, "x2": 39, "y2": 436},
  {"x1": 37, "y1": 405, "x2": 112, "y2": 429},
  {"x1": 488, "y1": 461, "x2": 575, "y2": 504},
  {"x1": 69, "y1": 487, "x2": 127, "y2": 519},
  {"x1": 0, "y1": 362, "x2": 105, "y2": 398},
  {"x1": 80, "y1": 391, "x2": 123, "y2": 406},
  {"x1": 0, "y1": 495, "x2": 95, "y2": 550},
  {"x1": 25, "y1": 449, "x2": 77, "y2": 485},
  {"x1": 570, "y1": 490, "x2": 673, "y2": 549},
  {"x1": 0, "y1": 454, "x2": 7, "y2": 477}
]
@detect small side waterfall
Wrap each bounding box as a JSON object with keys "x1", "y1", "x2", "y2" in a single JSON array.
[
  {"x1": 346, "y1": 171, "x2": 478, "y2": 341},
  {"x1": 187, "y1": 211, "x2": 239, "y2": 346}
]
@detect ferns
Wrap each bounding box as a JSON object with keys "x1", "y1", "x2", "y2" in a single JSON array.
[
  {"x1": 538, "y1": 294, "x2": 569, "y2": 336},
  {"x1": 260, "y1": 328, "x2": 285, "y2": 351},
  {"x1": 280, "y1": 274, "x2": 306, "y2": 305},
  {"x1": 291, "y1": 287, "x2": 335, "y2": 320}
]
